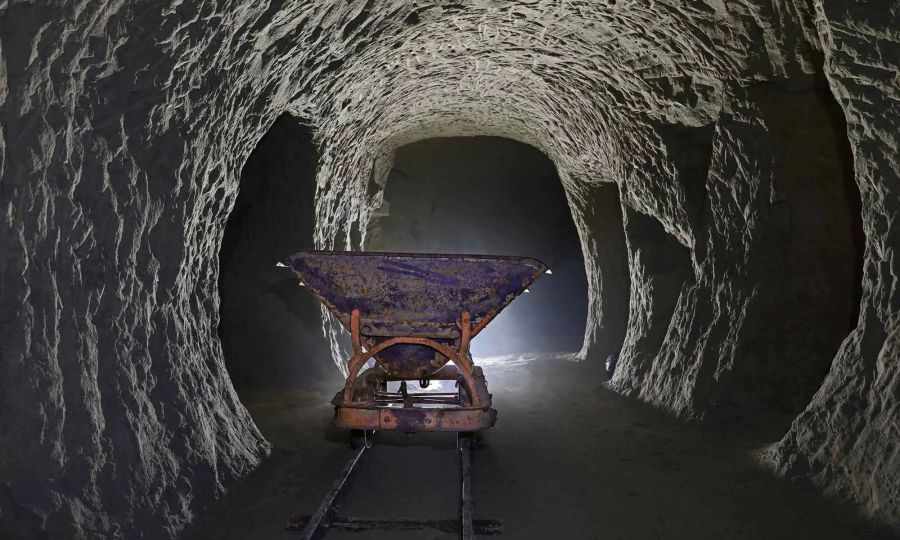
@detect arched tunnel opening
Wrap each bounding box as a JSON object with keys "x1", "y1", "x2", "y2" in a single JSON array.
[
  {"x1": 364, "y1": 136, "x2": 592, "y2": 359},
  {"x1": 217, "y1": 131, "x2": 634, "y2": 396},
  {"x1": 741, "y1": 66, "x2": 865, "y2": 422},
  {"x1": 201, "y1": 86, "x2": 872, "y2": 538},
  {"x1": 5, "y1": 3, "x2": 898, "y2": 539},
  {"x1": 218, "y1": 113, "x2": 336, "y2": 393}
]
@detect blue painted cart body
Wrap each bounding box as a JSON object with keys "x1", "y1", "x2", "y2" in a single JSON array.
[{"x1": 287, "y1": 251, "x2": 546, "y2": 432}]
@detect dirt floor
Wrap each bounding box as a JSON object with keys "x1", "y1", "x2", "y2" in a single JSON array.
[{"x1": 189, "y1": 354, "x2": 897, "y2": 539}]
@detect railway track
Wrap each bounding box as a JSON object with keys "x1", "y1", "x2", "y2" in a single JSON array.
[{"x1": 288, "y1": 432, "x2": 502, "y2": 539}]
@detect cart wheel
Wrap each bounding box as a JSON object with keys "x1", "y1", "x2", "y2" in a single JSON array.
[{"x1": 350, "y1": 429, "x2": 374, "y2": 449}]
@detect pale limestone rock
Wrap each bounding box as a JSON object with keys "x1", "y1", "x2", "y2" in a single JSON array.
[{"x1": 0, "y1": 0, "x2": 895, "y2": 536}]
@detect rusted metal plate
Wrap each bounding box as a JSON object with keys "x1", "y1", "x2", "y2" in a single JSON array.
[
  {"x1": 287, "y1": 251, "x2": 546, "y2": 377},
  {"x1": 334, "y1": 406, "x2": 496, "y2": 432},
  {"x1": 286, "y1": 251, "x2": 546, "y2": 336}
]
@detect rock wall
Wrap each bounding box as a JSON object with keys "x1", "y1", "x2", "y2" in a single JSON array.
[
  {"x1": 613, "y1": 74, "x2": 862, "y2": 422},
  {"x1": 0, "y1": 2, "x2": 298, "y2": 536},
  {"x1": 568, "y1": 181, "x2": 631, "y2": 364},
  {"x1": 764, "y1": 0, "x2": 899, "y2": 526},
  {"x1": 0, "y1": 0, "x2": 896, "y2": 536}
]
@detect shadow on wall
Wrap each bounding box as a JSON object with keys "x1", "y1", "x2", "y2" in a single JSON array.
[
  {"x1": 218, "y1": 113, "x2": 337, "y2": 391},
  {"x1": 745, "y1": 68, "x2": 864, "y2": 417},
  {"x1": 366, "y1": 136, "x2": 589, "y2": 357}
]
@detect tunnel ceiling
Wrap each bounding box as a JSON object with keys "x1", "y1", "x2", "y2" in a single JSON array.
[{"x1": 1, "y1": 0, "x2": 897, "y2": 537}]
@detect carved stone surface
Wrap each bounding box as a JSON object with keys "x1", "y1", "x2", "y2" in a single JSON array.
[
  {"x1": 763, "y1": 0, "x2": 899, "y2": 526},
  {"x1": 0, "y1": 0, "x2": 895, "y2": 536}
]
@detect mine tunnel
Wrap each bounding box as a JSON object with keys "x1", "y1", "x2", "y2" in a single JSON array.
[
  {"x1": 1, "y1": 2, "x2": 897, "y2": 540},
  {"x1": 363, "y1": 136, "x2": 593, "y2": 358}
]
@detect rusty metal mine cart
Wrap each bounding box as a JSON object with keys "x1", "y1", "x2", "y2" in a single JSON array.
[
  {"x1": 287, "y1": 250, "x2": 546, "y2": 434},
  {"x1": 285, "y1": 251, "x2": 546, "y2": 539}
]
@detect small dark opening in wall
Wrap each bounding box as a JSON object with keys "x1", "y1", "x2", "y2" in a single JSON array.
[
  {"x1": 218, "y1": 113, "x2": 335, "y2": 392},
  {"x1": 366, "y1": 136, "x2": 589, "y2": 357},
  {"x1": 404, "y1": 10, "x2": 420, "y2": 24}
]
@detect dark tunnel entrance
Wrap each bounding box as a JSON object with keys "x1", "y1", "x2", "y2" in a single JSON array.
[
  {"x1": 218, "y1": 113, "x2": 335, "y2": 392},
  {"x1": 365, "y1": 136, "x2": 589, "y2": 358}
]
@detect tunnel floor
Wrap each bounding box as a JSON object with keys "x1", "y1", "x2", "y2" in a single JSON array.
[{"x1": 191, "y1": 355, "x2": 893, "y2": 539}]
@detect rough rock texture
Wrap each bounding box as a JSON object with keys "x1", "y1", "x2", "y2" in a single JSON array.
[
  {"x1": 0, "y1": 0, "x2": 896, "y2": 537},
  {"x1": 614, "y1": 74, "x2": 862, "y2": 421},
  {"x1": 764, "y1": 0, "x2": 900, "y2": 525}
]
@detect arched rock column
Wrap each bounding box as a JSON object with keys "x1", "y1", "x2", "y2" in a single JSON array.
[
  {"x1": 765, "y1": 1, "x2": 900, "y2": 528},
  {"x1": 614, "y1": 80, "x2": 862, "y2": 422},
  {"x1": 567, "y1": 181, "x2": 630, "y2": 364}
]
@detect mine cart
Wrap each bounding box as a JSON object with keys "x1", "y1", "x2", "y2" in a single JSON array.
[
  {"x1": 285, "y1": 251, "x2": 544, "y2": 538},
  {"x1": 286, "y1": 251, "x2": 547, "y2": 434}
]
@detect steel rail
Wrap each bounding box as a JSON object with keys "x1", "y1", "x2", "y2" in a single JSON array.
[
  {"x1": 294, "y1": 443, "x2": 368, "y2": 539},
  {"x1": 459, "y1": 434, "x2": 475, "y2": 540},
  {"x1": 290, "y1": 516, "x2": 503, "y2": 534},
  {"x1": 289, "y1": 432, "x2": 501, "y2": 538}
]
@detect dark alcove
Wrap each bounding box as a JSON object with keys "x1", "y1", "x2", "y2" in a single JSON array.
[
  {"x1": 218, "y1": 113, "x2": 336, "y2": 391},
  {"x1": 745, "y1": 67, "x2": 864, "y2": 420}
]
